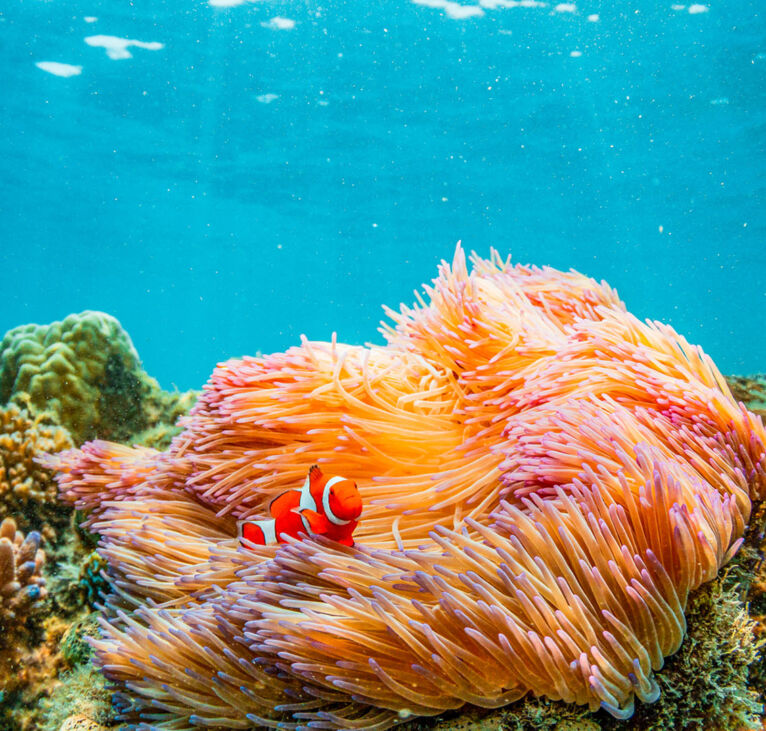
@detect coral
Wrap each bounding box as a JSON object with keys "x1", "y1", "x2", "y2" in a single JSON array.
[
  {"x1": 744, "y1": 497, "x2": 766, "y2": 723},
  {"x1": 727, "y1": 375, "x2": 766, "y2": 418},
  {"x1": 129, "y1": 421, "x2": 186, "y2": 450},
  {"x1": 0, "y1": 517, "x2": 58, "y2": 730},
  {"x1": 39, "y1": 663, "x2": 115, "y2": 731},
  {"x1": 0, "y1": 516, "x2": 47, "y2": 643},
  {"x1": 58, "y1": 716, "x2": 109, "y2": 731},
  {"x1": 0, "y1": 404, "x2": 73, "y2": 538},
  {"x1": 60, "y1": 612, "x2": 101, "y2": 667},
  {"x1": 399, "y1": 698, "x2": 596, "y2": 731},
  {"x1": 0, "y1": 311, "x2": 196, "y2": 444},
  {"x1": 0, "y1": 315, "x2": 198, "y2": 731},
  {"x1": 47, "y1": 248, "x2": 766, "y2": 729},
  {"x1": 76, "y1": 552, "x2": 109, "y2": 610}
]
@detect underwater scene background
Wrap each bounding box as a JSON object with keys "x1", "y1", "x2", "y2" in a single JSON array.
[
  {"x1": 1, "y1": 0, "x2": 765, "y2": 388},
  {"x1": 1, "y1": 1, "x2": 766, "y2": 731}
]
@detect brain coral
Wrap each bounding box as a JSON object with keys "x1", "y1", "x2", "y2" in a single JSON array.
[
  {"x1": 0, "y1": 403, "x2": 73, "y2": 537},
  {"x1": 47, "y1": 248, "x2": 766, "y2": 729},
  {"x1": 0, "y1": 311, "x2": 195, "y2": 445}
]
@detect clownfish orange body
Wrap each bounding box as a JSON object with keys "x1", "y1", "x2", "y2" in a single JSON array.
[{"x1": 238, "y1": 465, "x2": 362, "y2": 547}]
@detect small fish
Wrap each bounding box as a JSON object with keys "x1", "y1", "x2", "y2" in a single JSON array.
[{"x1": 238, "y1": 465, "x2": 362, "y2": 547}]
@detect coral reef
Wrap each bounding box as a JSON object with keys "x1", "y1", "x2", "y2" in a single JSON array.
[
  {"x1": 47, "y1": 248, "x2": 766, "y2": 729},
  {"x1": 0, "y1": 310, "x2": 196, "y2": 445},
  {"x1": 60, "y1": 612, "x2": 100, "y2": 667},
  {"x1": 58, "y1": 716, "x2": 109, "y2": 731},
  {"x1": 0, "y1": 516, "x2": 47, "y2": 640},
  {"x1": 743, "y1": 499, "x2": 766, "y2": 727},
  {"x1": 0, "y1": 516, "x2": 55, "y2": 729},
  {"x1": 727, "y1": 375, "x2": 766, "y2": 418},
  {"x1": 0, "y1": 313, "x2": 200, "y2": 731},
  {"x1": 39, "y1": 631, "x2": 115, "y2": 731},
  {"x1": 726, "y1": 374, "x2": 766, "y2": 720},
  {"x1": 0, "y1": 404, "x2": 73, "y2": 539}
]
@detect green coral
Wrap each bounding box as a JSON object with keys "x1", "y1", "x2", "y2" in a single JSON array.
[
  {"x1": 60, "y1": 612, "x2": 100, "y2": 667},
  {"x1": 39, "y1": 662, "x2": 115, "y2": 731},
  {"x1": 76, "y1": 552, "x2": 108, "y2": 609},
  {"x1": 0, "y1": 311, "x2": 196, "y2": 444}
]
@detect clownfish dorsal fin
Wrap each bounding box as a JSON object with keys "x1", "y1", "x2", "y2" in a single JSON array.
[
  {"x1": 268, "y1": 490, "x2": 296, "y2": 518},
  {"x1": 308, "y1": 464, "x2": 324, "y2": 487}
]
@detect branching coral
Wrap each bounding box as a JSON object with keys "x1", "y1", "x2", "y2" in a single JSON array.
[
  {"x1": 0, "y1": 515, "x2": 50, "y2": 711},
  {"x1": 46, "y1": 248, "x2": 766, "y2": 730},
  {"x1": 0, "y1": 516, "x2": 47, "y2": 632},
  {"x1": 0, "y1": 311, "x2": 196, "y2": 445}
]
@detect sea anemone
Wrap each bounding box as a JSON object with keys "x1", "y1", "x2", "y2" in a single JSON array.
[{"x1": 46, "y1": 247, "x2": 766, "y2": 729}]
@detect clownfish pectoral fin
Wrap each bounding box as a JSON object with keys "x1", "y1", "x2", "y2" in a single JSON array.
[
  {"x1": 308, "y1": 464, "x2": 324, "y2": 488},
  {"x1": 297, "y1": 508, "x2": 330, "y2": 535}
]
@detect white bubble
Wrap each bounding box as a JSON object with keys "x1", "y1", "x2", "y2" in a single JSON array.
[
  {"x1": 83, "y1": 16, "x2": 97, "y2": 23},
  {"x1": 447, "y1": 3, "x2": 483, "y2": 17},
  {"x1": 261, "y1": 16, "x2": 296, "y2": 30},
  {"x1": 688, "y1": 3, "x2": 708, "y2": 13},
  {"x1": 587, "y1": 13, "x2": 599, "y2": 21},
  {"x1": 554, "y1": 2, "x2": 576, "y2": 12},
  {"x1": 35, "y1": 61, "x2": 83, "y2": 77},
  {"x1": 569, "y1": 50, "x2": 582, "y2": 57},
  {"x1": 412, "y1": 0, "x2": 484, "y2": 19},
  {"x1": 256, "y1": 93, "x2": 279, "y2": 104},
  {"x1": 481, "y1": 0, "x2": 547, "y2": 6},
  {"x1": 85, "y1": 35, "x2": 164, "y2": 60}
]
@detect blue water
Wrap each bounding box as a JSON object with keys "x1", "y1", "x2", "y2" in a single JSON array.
[{"x1": 1, "y1": 0, "x2": 764, "y2": 390}]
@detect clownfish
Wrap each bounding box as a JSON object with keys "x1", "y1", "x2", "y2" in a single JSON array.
[{"x1": 237, "y1": 465, "x2": 362, "y2": 547}]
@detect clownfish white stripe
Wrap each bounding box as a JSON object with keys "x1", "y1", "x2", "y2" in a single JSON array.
[
  {"x1": 259, "y1": 519, "x2": 278, "y2": 544},
  {"x1": 299, "y1": 476, "x2": 317, "y2": 512},
  {"x1": 323, "y1": 475, "x2": 350, "y2": 525},
  {"x1": 238, "y1": 518, "x2": 277, "y2": 545}
]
